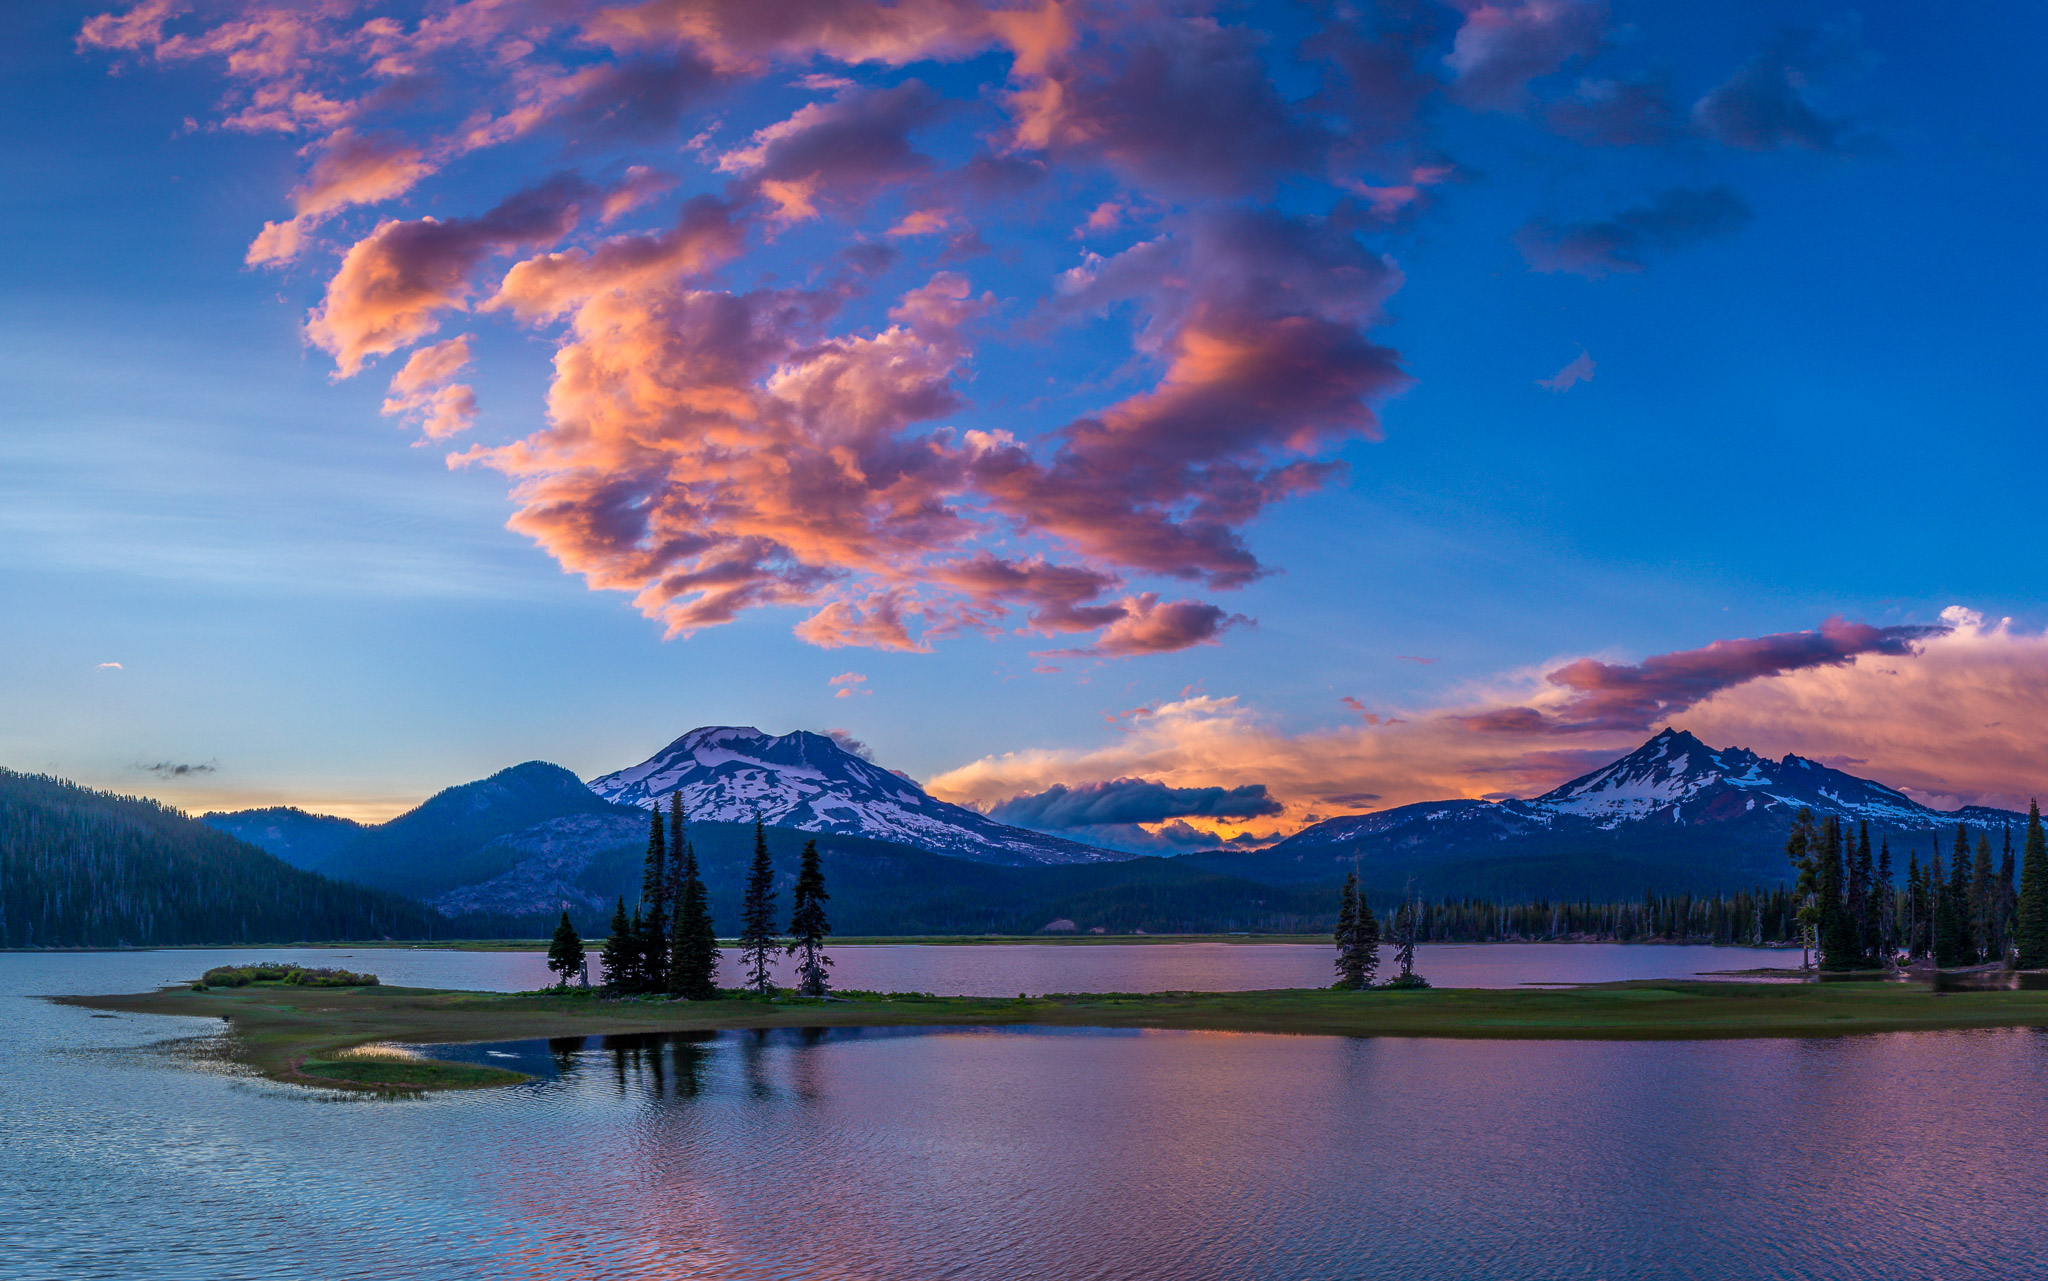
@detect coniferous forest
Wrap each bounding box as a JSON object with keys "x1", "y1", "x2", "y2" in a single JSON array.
[{"x1": 0, "y1": 769, "x2": 441, "y2": 946}]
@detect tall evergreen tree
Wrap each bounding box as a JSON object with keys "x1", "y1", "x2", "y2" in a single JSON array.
[
  {"x1": 547, "y1": 910, "x2": 586, "y2": 989},
  {"x1": 599, "y1": 896, "x2": 635, "y2": 993},
  {"x1": 1932, "y1": 850, "x2": 1965, "y2": 968},
  {"x1": 738, "y1": 818, "x2": 780, "y2": 996},
  {"x1": 664, "y1": 793, "x2": 720, "y2": 999},
  {"x1": 1334, "y1": 872, "x2": 1368, "y2": 989},
  {"x1": 1848, "y1": 821, "x2": 1875, "y2": 967},
  {"x1": 1905, "y1": 851, "x2": 1926, "y2": 959},
  {"x1": 785, "y1": 838, "x2": 833, "y2": 997},
  {"x1": 1816, "y1": 816, "x2": 1859, "y2": 970},
  {"x1": 1876, "y1": 839, "x2": 1895, "y2": 965},
  {"x1": 1949, "y1": 827, "x2": 1975, "y2": 962},
  {"x1": 1393, "y1": 886, "x2": 1419, "y2": 981},
  {"x1": 1356, "y1": 885, "x2": 1381, "y2": 986},
  {"x1": 637, "y1": 803, "x2": 669, "y2": 993},
  {"x1": 2015, "y1": 802, "x2": 2048, "y2": 970},
  {"x1": 1971, "y1": 831, "x2": 1997, "y2": 964},
  {"x1": 1786, "y1": 810, "x2": 1820, "y2": 969},
  {"x1": 2000, "y1": 826, "x2": 2019, "y2": 963}
]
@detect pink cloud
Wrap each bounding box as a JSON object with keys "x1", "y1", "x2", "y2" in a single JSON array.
[
  {"x1": 82, "y1": 0, "x2": 1822, "y2": 665},
  {"x1": 380, "y1": 336, "x2": 477, "y2": 439},
  {"x1": 1506, "y1": 617, "x2": 1940, "y2": 733},
  {"x1": 717, "y1": 82, "x2": 942, "y2": 224},
  {"x1": 1005, "y1": 14, "x2": 1332, "y2": 195},
  {"x1": 828, "y1": 671, "x2": 871, "y2": 698},
  {"x1": 247, "y1": 129, "x2": 436, "y2": 265},
  {"x1": 1039, "y1": 594, "x2": 1248, "y2": 658},
  {"x1": 489, "y1": 194, "x2": 746, "y2": 322},
  {"x1": 310, "y1": 175, "x2": 596, "y2": 376}
]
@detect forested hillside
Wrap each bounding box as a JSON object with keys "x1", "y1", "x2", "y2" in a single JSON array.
[{"x1": 0, "y1": 769, "x2": 441, "y2": 947}]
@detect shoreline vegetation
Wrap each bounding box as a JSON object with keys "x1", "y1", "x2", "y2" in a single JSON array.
[
  {"x1": 0, "y1": 934, "x2": 1810, "y2": 954},
  {"x1": 59, "y1": 973, "x2": 2048, "y2": 1095}
]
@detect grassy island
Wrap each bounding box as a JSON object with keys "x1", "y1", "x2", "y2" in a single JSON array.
[{"x1": 55, "y1": 975, "x2": 2048, "y2": 1095}]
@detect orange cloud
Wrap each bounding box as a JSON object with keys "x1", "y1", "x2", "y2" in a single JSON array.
[
  {"x1": 309, "y1": 176, "x2": 596, "y2": 376},
  {"x1": 488, "y1": 194, "x2": 746, "y2": 322},
  {"x1": 248, "y1": 130, "x2": 436, "y2": 264}
]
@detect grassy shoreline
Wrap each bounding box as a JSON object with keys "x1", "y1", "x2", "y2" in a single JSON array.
[
  {"x1": 57, "y1": 977, "x2": 2048, "y2": 1095},
  {"x1": 7, "y1": 935, "x2": 1806, "y2": 954}
]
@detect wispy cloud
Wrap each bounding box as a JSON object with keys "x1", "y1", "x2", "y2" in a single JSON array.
[
  {"x1": 139, "y1": 760, "x2": 218, "y2": 778},
  {"x1": 1537, "y1": 349, "x2": 1595, "y2": 392},
  {"x1": 829, "y1": 671, "x2": 870, "y2": 698},
  {"x1": 1517, "y1": 187, "x2": 1750, "y2": 277}
]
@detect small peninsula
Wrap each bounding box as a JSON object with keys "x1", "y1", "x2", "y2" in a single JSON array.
[{"x1": 61, "y1": 975, "x2": 2048, "y2": 1095}]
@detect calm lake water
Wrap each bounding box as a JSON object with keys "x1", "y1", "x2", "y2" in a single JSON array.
[{"x1": 9, "y1": 944, "x2": 2046, "y2": 1280}]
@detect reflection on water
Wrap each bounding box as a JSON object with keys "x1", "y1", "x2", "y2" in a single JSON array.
[{"x1": 14, "y1": 947, "x2": 2047, "y2": 1281}]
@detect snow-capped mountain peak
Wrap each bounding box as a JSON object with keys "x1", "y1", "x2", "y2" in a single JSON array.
[
  {"x1": 1527, "y1": 727, "x2": 1977, "y2": 830},
  {"x1": 587, "y1": 727, "x2": 1121, "y2": 866}
]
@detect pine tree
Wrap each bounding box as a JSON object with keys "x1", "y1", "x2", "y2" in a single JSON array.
[
  {"x1": 1392, "y1": 885, "x2": 1421, "y2": 983},
  {"x1": 738, "y1": 817, "x2": 779, "y2": 996},
  {"x1": 546, "y1": 910, "x2": 585, "y2": 989},
  {"x1": 785, "y1": 838, "x2": 833, "y2": 997},
  {"x1": 637, "y1": 803, "x2": 669, "y2": 993},
  {"x1": 1932, "y1": 850, "x2": 1965, "y2": 968},
  {"x1": 2015, "y1": 802, "x2": 2048, "y2": 970},
  {"x1": 1971, "y1": 831, "x2": 1996, "y2": 965},
  {"x1": 1905, "y1": 851, "x2": 1926, "y2": 960},
  {"x1": 1787, "y1": 810, "x2": 1820, "y2": 969},
  {"x1": 1816, "y1": 816, "x2": 1858, "y2": 970},
  {"x1": 1949, "y1": 827, "x2": 1974, "y2": 963},
  {"x1": 672, "y1": 839, "x2": 720, "y2": 998},
  {"x1": 2000, "y1": 826, "x2": 2019, "y2": 963},
  {"x1": 1334, "y1": 872, "x2": 1364, "y2": 989},
  {"x1": 664, "y1": 793, "x2": 720, "y2": 999},
  {"x1": 599, "y1": 896, "x2": 635, "y2": 993},
  {"x1": 1356, "y1": 885, "x2": 1381, "y2": 986},
  {"x1": 1876, "y1": 839, "x2": 1895, "y2": 965},
  {"x1": 1849, "y1": 821, "x2": 1875, "y2": 967}
]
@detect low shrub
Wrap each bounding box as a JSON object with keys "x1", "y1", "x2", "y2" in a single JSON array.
[{"x1": 199, "y1": 962, "x2": 379, "y2": 989}]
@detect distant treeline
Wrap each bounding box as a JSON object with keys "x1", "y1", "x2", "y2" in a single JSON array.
[
  {"x1": 1370, "y1": 887, "x2": 1808, "y2": 946},
  {"x1": 0, "y1": 769, "x2": 453, "y2": 947}
]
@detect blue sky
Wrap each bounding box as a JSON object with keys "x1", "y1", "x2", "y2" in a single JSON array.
[{"x1": 4, "y1": 1, "x2": 2046, "y2": 825}]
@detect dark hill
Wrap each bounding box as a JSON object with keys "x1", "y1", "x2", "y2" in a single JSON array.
[{"x1": 0, "y1": 768, "x2": 438, "y2": 947}]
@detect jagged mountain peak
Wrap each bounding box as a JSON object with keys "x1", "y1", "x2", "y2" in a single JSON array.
[
  {"x1": 587, "y1": 727, "x2": 1122, "y2": 866},
  {"x1": 1527, "y1": 728, "x2": 1953, "y2": 829}
]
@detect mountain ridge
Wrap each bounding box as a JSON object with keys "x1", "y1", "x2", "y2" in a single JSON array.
[{"x1": 1233, "y1": 727, "x2": 2029, "y2": 892}]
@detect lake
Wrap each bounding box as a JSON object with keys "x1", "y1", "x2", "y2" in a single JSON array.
[{"x1": 9, "y1": 944, "x2": 2044, "y2": 1280}]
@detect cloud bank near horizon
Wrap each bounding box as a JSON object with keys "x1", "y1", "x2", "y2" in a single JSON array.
[
  {"x1": 929, "y1": 609, "x2": 2048, "y2": 836},
  {"x1": 79, "y1": 0, "x2": 1866, "y2": 656}
]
